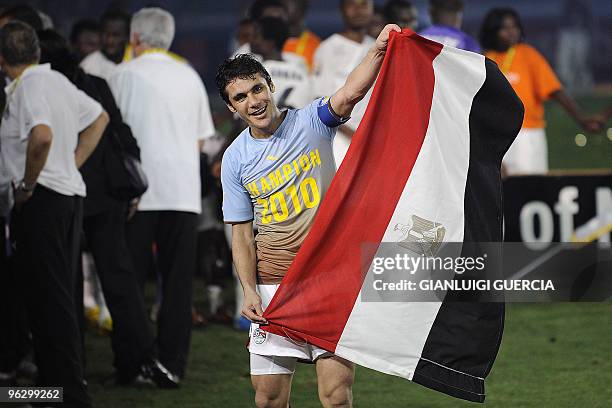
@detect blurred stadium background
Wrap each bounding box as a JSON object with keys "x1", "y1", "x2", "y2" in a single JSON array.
[
  {"x1": 1, "y1": 1, "x2": 609, "y2": 407},
  {"x1": 9, "y1": 0, "x2": 612, "y2": 168}
]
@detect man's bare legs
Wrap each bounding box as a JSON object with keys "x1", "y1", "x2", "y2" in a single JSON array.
[
  {"x1": 252, "y1": 373, "x2": 293, "y2": 408},
  {"x1": 316, "y1": 356, "x2": 355, "y2": 408},
  {"x1": 251, "y1": 355, "x2": 354, "y2": 407}
]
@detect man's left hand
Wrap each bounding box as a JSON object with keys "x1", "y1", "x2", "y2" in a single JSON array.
[{"x1": 374, "y1": 24, "x2": 402, "y2": 56}]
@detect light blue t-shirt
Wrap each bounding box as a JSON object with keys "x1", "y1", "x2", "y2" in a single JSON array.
[{"x1": 221, "y1": 98, "x2": 338, "y2": 283}]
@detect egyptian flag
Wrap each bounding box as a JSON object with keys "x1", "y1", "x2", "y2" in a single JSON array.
[{"x1": 262, "y1": 30, "x2": 524, "y2": 402}]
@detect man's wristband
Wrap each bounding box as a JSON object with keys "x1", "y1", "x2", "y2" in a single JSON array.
[
  {"x1": 317, "y1": 97, "x2": 350, "y2": 127},
  {"x1": 18, "y1": 180, "x2": 36, "y2": 193}
]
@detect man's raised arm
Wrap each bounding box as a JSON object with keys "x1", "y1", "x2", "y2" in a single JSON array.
[{"x1": 330, "y1": 24, "x2": 401, "y2": 119}]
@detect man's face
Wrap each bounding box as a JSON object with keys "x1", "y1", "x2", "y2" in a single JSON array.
[
  {"x1": 225, "y1": 73, "x2": 277, "y2": 131},
  {"x1": 395, "y1": 6, "x2": 418, "y2": 30},
  {"x1": 497, "y1": 16, "x2": 521, "y2": 50},
  {"x1": 74, "y1": 30, "x2": 101, "y2": 58},
  {"x1": 101, "y1": 19, "x2": 129, "y2": 59},
  {"x1": 341, "y1": 0, "x2": 373, "y2": 31}
]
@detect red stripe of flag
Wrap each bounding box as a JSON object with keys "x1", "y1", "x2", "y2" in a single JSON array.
[{"x1": 263, "y1": 31, "x2": 443, "y2": 351}]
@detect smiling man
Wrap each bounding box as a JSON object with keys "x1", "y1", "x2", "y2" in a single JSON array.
[
  {"x1": 80, "y1": 9, "x2": 131, "y2": 80},
  {"x1": 217, "y1": 23, "x2": 400, "y2": 408}
]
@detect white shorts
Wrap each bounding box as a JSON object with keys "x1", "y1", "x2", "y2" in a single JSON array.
[
  {"x1": 502, "y1": 128, "x2": 548, "y2": 175},
  {"x1": 249, "y1": 284, "x2": 332, "y2": 375}
]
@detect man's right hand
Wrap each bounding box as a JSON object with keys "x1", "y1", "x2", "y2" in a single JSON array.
[
  {"x1": 127, "y1": 197, "x2": 140, "y2": 220},
  {"x1": 242, "y1": 289, "x2": 267, "y2": 324}
]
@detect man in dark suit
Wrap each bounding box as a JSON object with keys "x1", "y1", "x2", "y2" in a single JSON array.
[{"x1": 38, "y1": 29, "x2": 178, "y2": 388}]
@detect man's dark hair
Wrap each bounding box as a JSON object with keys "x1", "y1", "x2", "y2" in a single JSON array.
[
  {"x1": 0, "y1": 21, "x2": 40, "y2": 66},
  {"x1": 255, "y1": 17, "x2": 289, "y2": 50},
  {"x1": 215, "y1": 54, "x2": 273, "y2": 105},
  {"x1": 478, "y1": 7, "x2": 524, "y2": 52},
  {"x1": 0, "y1": 5, "x2": 43, "y2": 31},
  {"x1": 100, "y1": 8, "x2": 131, "y2": 31},
  {"x1": 384, "y1": 0, "x2": 414, "y2": 22},
  {"x1": 249, "y1": 0, "x2": 286, "y2": 20},
  {"x1": 429, "y1": 0, "x2": 463, "y2": 13},
  {"x1": 70, "y1": 19, "x2": 100, "y2": 44},
  {"x1": 39, "y1": 29, "x2": 79, "y2": 80}
]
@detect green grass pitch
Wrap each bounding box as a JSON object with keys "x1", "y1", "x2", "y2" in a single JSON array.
[{"x1": 83, "y1": 298, "x2": 612, "y2": 407}]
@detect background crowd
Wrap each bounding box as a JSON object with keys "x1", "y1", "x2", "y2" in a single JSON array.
[{"x1": 0, "y1": 1, "x2": 610, "y2": 407}]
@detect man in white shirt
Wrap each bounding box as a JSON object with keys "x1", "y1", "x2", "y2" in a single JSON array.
[
  {"x1": 108, "y1": 7, "x2": 215, "y2": 379},
  {"x1": 0, "y1": 21, "x2": 108, "y2": 407},
  {"x1": 251, "y1": 16, "x2": 312, "y2": 109},
  {"x1": 313, "y1": 0, "x2": 375, "y2": 166},
  {"x1": 80, "y1": 9, "x2": 130, "y2": 81}
]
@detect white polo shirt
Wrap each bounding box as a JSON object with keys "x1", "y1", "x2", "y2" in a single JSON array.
[
  {"x1": 109, "y1": 51, "x2": 215, "y2": 214},
  {"x1": 80, "y1": 50, "x2": 117, "y2": 81},
  {"x1": 0, "y1": 64, "x2": 103, "y2": 197}
]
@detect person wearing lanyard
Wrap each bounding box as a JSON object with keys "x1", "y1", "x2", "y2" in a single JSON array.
[
  {"x1": 479, "y1": 7, "x2": 604, "y2": 175},
  {"x1": 108, "y1": 7, "x2": 216, "y2": 381},
  {"x1": 0, "y1": 21, "x2": 109, "y2": 406}
]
